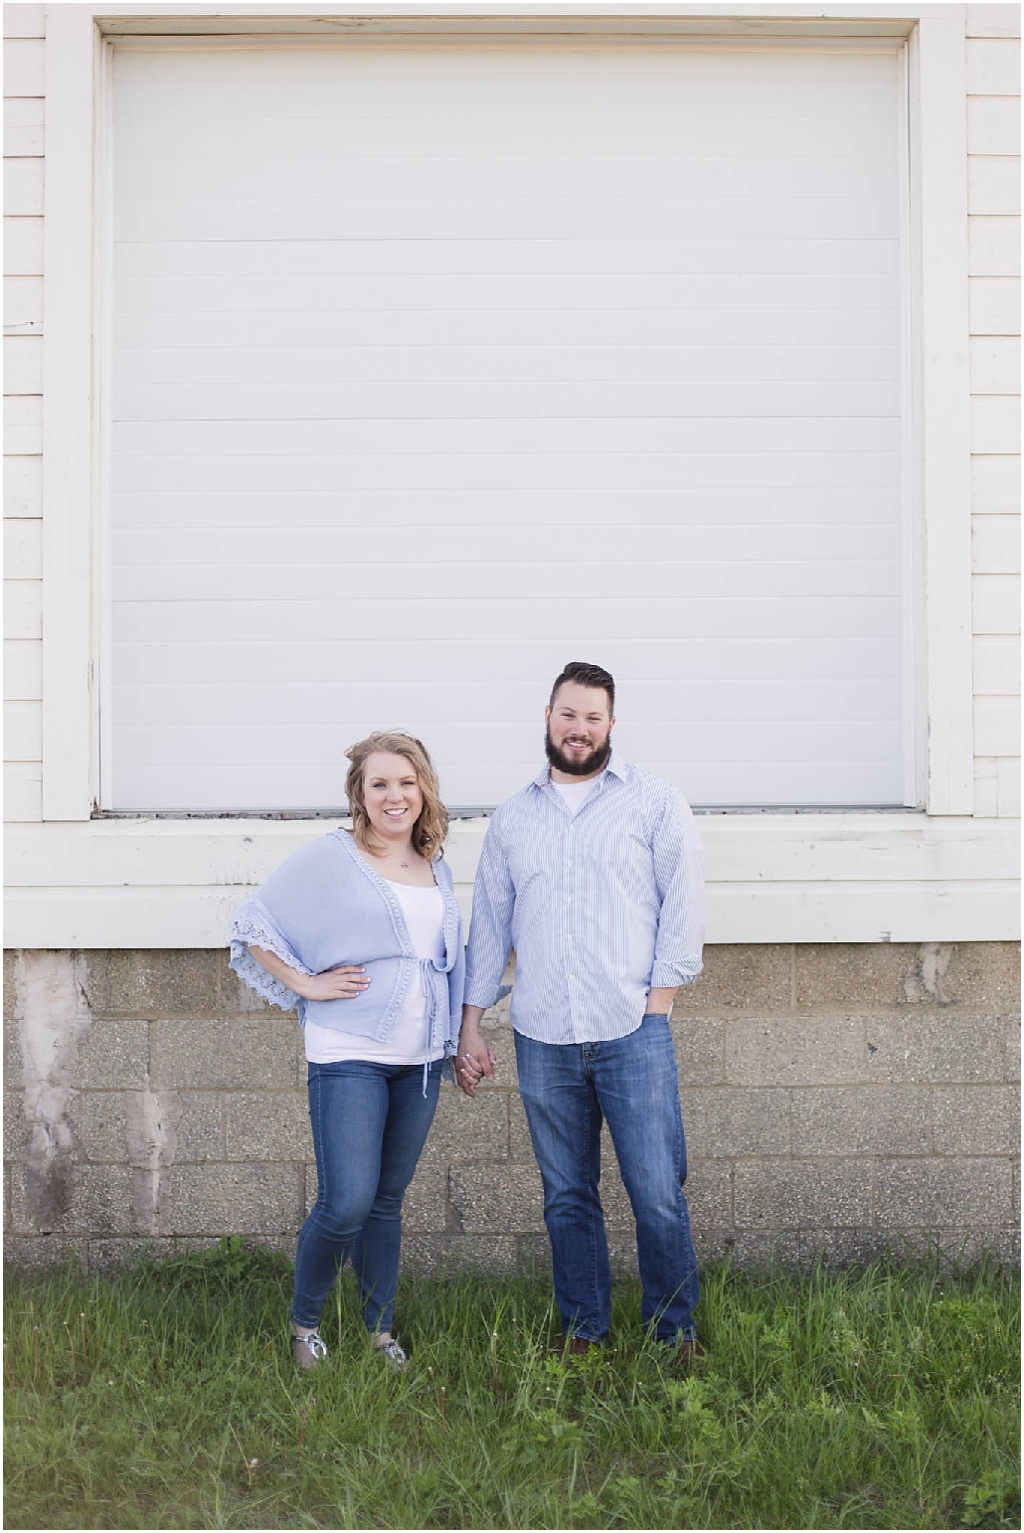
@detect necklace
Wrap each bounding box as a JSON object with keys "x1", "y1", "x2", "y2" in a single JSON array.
[{"x1": 374, "y1": 847, "x2": 411, "y2": 870}]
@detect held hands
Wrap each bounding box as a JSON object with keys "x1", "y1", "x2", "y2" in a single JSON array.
[
  {"x1": 295, "y1": 965, "x2": 370, "y2": 1002},
  {"x1": 456, "y1": 1013, "x2": 496, "y2": 1098}
]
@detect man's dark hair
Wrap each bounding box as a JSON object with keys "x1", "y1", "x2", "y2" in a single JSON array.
[{"x1": 549, "y1": 661, "x2": 615, "y2": 714}]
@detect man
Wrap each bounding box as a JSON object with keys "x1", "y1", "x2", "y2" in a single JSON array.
[{"x1": 457, "y1": 660, "x2": 706, "y2": 1363}]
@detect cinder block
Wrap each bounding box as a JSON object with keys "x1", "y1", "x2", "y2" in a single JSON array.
[
  {"x1": 865, "y1": 1014, "x2": 1005, "y2": 1083},
  {"x1": 795, "y1": 944, "x2": 919, "y2": 1008},
  {"x1": 167, "y1": 1163, "x2": 304, "y2": 1236},
  {"x1": 74, "y1": 1018, "x2": 150, "y2": 1091},
  {"x1": 475, "y1": 1022, "x2": 518, "y2": 1092},
  {"x1": 690, "y1": 1229, "x2": 736, "y2": 1266},
  {"x1": 944, "y1": 943, "x2": 1020, "y2": 1008},
  {"x1": 3, "y1": 1010, "x2": 23, "y2": 1080},
  {"x1": 79, "y1": 1092, "x2": 128, "y2": 1162},
  {"x1": 151, "y1": 1018, "x2": 300, "y2": 1090},
  {"x1": 597, "y1": 1152, "x2": 634, "y2": 1229},
  {"x1": 516, "y1": 1233, "x2": 551, "y2": 1272},
  {"x1": 675, "y1": 945, "x2": 793, "y2": 1011},
  {"x1": 509, "y1": 1092, "x2": 534, "y2": 1161},
  {"x1": 224, "y1": 1090, "x2": 309, "y2": 1161},
  {"x1": 735, "y1": 1159, "x2": 872, "y2": 1230},
  {"x1": 790, "y1": 1086, "x2": 931, "y2": 1156},
  {"x1": 605, "y1": 1233, "x2": 641, "y2": 1276},
  {"x1": 86, "y1": 1237, "x2": 177, "y2": 1273},
  {"x1": 221, "y1": 962, "x2": 298, "y2": 1018},
  {"x1": 3, "y1": 949, "x2": 17, "y2": 1023},
  {"x1": 175, "y1": 1092, "x2": 223, "y2": 1162},
  {"x1": 671, "y1": 1016, "x2": 726, "y2": 1085},
  {"x1": 420, "y1": 1086, "x2": 508, "y2": 1162},
  {"x1": 3, "y1": 1235, "x2": 86, "y2": 1272},
  {"x1": 9, "y1": 1162, "x2": 136, "y2": 1236},
  {"x1": 935, "y1": 1228, "x2": 1021, "y2": 1265},
  {"x1": 799, "y1": 1227, "x2": 895, "y2": 1269},
  {"x1": 875, "y1": 1158, "x2": 1012, "y2": 1228},
  {"x1": 685, "y1": 1157, "x2": 733, "y2": 1231},
  {"x1": 448, "y1": 1162, "x2": 545, "y2": 1235},
  {"x1": 401, "y1": 1233, "x2": 518, "y2": 1275},
  {"x1": 725, "y1": 1017, "x2": 865, "y2": 1086},
  {"x1": 679, "y1": 1086, "x2": 790, "y2": 1157},
  {"x1": 1006, "y1": 1016, "x2": 1021, "y2": 1081},
  {"x1": 402, "y1": 1162, "x2": 448, "y2": 1234},
  {"x1": 85, "y1": 951, "x2": 227, "y2": 1020},
  {"x1": 3, "y1": 1089, "x2": 29, "y2": 1162},
  {"x1": 932, "y1": 1085, "x2": 1020, "y2": 1155},
  {"x1": 717, "y1": 1231, "x2": 805, "y2": 1270}
]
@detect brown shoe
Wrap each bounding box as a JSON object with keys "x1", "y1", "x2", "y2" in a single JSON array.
[
  {"x1": 671, "y1": 1339, "x2": 707, "y2": 1371},
  {"x1": 556, "y1": 1335, "x2": 600, "y2": 1359}
]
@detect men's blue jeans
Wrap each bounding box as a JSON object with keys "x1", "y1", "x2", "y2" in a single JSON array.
[
  {"x1": 514, "y1": 1014, "x2": 699, "y2": 1345},
  {"x1": 291, "y1": 1058, "x2": 442, "y2": 1333}
]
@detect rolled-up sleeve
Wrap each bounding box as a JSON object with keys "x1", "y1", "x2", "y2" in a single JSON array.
[
  {"x1": 649, "y1": 789, "x2": 705, "y2": 988},
  {"x1": 463, "y1": 818, "x2": 516, "y2": 1009}
]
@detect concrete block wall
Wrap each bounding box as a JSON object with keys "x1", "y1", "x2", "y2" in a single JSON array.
[{"x1": 4, "y1": 942, "x2": 1019, "y2": 1273}]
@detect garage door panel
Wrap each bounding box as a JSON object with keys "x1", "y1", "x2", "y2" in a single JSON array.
[
  {"x1": 118, "y1": 112, "x2": 901, "y2": 166},
  {"x1": 112, "y1": 449, "x2": 900, "y2": 495},
  {"x1": 114, "y1": 379, "x2": 902, "y2": 422},
  {"x1": 113, "y1": 595, "x2": 901, "y2": 645},
  {"x1": 115, "y1": 676, "x2": 902, "y2": 729},
  {"x1": 113, "y1": 487, "x2": 901, "y2": 531},
  {"x1": 114, "y1": 416, "x2": 901, "y2": 459},
  {"x1": 116, "y1": 152, "x2": 895, "y2": 205},
  {"x1": 114, "y1": 333, "x2": 900, "y2": 386},
  {"x1": 116, "y1": 522, "x2": 900, "y2": 568},
  {"x1": 117, "y1": 194, "x2": 898, "y2": 244},
  {"x1": 112, "y1": 636, "x2": 901, "y2": 688},
  {"x1": 115, "y1": 236, "x2": 901, "y2": 286},
  {"x1": 114, "y1": 558, "x2": 900, "y2": 606},
  {"x1": 115, "y1": 281, "x2": 899, "y2": 351}
]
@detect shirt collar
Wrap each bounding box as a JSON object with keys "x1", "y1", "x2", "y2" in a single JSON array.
[{"x1": 531, "y1": 750, "x2": 628, "y2": 791}]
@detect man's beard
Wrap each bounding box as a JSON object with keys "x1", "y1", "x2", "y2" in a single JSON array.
[{"x1": 544, "y1": 727, "x2": 612, "y2": 778}]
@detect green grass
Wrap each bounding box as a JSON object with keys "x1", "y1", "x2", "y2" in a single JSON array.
[{"x1": 4, "y1": 1241, "x2": 1019, "y2": 1530}]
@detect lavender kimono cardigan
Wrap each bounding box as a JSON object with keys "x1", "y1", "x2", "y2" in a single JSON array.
[{"x1": 229, "y1": 829, "x2": 465, "y2": 1063}]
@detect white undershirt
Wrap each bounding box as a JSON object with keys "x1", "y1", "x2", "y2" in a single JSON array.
[
  {"x1": 303, "y1": 881, "x2": 446, "y2": 1065},
  {"x1": 552, "y1": 773, "x2": 604, "y2": 816}
]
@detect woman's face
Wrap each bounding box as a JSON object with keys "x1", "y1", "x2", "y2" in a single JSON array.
[{"x1": 362, "y1": 751, "x2": 423, "y2": 843}]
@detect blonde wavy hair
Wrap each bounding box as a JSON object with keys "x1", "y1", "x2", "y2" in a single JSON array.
[{"x1": 344, "y1": 731, "x2": 448, "y2": 860}]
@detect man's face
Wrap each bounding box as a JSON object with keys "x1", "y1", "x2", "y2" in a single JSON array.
[{"x1": 544, "y1": 682, "x2": 615, "y2": 779}]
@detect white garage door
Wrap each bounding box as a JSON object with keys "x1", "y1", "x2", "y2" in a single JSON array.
[{"x1": 110, "y1": 39, "x2": 908, "y2": 812}]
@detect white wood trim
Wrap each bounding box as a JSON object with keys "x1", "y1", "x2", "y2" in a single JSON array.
[
  {"x1": 40, "y1": 5, "x2": 98, "y2": 819},
  {"x1": 4, "y1": 814, "x2": 1019, "y2": 946},
  {"x1": 898, "y1": 39, "x2": 924, "y2": 806},
  {"x1": 913, "y1": 8, "x2": 976, "y2": 813},
  {"x1": 95, "y1": 35, "x2": 116, "y2": 810}
]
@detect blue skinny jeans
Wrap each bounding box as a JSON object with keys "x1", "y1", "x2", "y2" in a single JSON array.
[{"x1": 291, "y1": 1057, "x2": 441, "y2": 1333}]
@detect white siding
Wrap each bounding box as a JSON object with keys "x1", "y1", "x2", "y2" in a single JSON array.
[
  {"x1": 111, "y1": 42, "x2": 907, "y2": 812},
  {"x1": 967, "y1": 5, "x2": 1021, "y2": 821},
  {"x1": 2, "y1": 5, "x2": 44, "y2": 823}
]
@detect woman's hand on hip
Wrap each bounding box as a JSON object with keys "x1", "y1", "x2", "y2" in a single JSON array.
[{"x1": 297, "y1": 965, "x2": 370, "y2": 1002}]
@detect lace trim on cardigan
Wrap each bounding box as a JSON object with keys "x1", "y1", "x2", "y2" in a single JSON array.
[{"x1": 228, "y1": 901, "x2": 311, "y2": 1014}]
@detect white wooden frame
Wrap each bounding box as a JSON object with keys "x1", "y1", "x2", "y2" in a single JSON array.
[{"x1": 18, "y1": 1, "x2": 1011, "y2": 949}]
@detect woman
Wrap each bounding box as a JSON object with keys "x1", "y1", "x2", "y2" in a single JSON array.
[{"x1": 229, "y1": 731, "x2": 464, "y2": 1371}]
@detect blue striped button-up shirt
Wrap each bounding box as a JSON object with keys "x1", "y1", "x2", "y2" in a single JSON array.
[{"x1": 464, "y1": 753, "x2": 705, "y2": 1044}]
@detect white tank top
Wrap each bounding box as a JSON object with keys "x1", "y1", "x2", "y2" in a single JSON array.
[{"x1": 303, "y1": 881, "x2": 446, "y2": 1065}]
